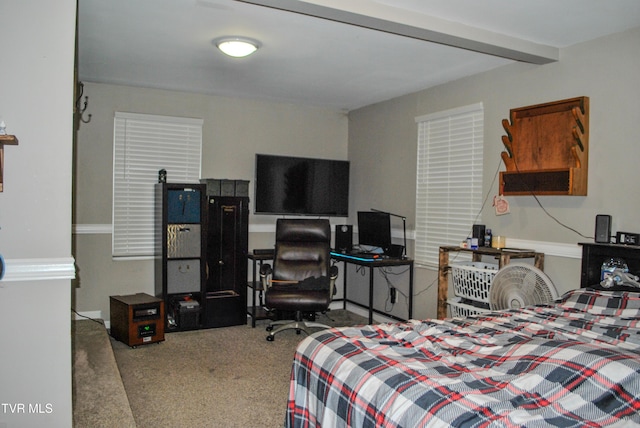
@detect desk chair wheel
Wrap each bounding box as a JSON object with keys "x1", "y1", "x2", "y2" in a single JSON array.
[
  {"x1": 266, "y1": 325, "x2": 273, "y2": 332},
  {"x1": 266, "y1": 334, "x2": 275, "y2": 341}
]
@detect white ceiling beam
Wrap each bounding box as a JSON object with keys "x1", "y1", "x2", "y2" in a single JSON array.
[{"x1": 236, "y1": 0, "x2": 559, "y2": 64}]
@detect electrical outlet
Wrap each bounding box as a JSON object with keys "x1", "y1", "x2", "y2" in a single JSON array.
[{"x1": 390, "y1": 287, "x2": 396, "y2": 304}]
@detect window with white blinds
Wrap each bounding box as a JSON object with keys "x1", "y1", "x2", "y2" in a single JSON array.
[
  {"x1": 113, "y1": 112, "x2": 202, "y2": 258},
  {"x1": 414, "y1": 103, "x2": 484, "y2": 267}
]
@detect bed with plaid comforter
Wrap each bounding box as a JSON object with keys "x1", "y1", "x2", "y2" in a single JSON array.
[{"x1": 286, "y1": 289, "x2": 640, "y2": 427}]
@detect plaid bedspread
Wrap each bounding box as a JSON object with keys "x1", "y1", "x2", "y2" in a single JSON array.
[{"x1": 286, "y1": 289, "x2": 640, "y2": 427}]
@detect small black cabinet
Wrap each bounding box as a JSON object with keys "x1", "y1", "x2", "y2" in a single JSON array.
[{"x1": 579, "y1": 243, "x2": 640, "y2": 291}]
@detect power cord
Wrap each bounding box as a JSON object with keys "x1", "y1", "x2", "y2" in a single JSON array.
[
  {"x1": 467, "y1": 156, "x2": 503, "y2": 239},
  {"x1": 378, "y1": 267, "x2": 411, "y2": 312},
  {"x1": 510, "y1": 154, "x2": 593, "y2": 240},
  {"x1": 463, "y1": 153, "x2": 592, "y2": 242},
  {"x1": 71, "y1": 308, "x2": 105, "y2": 326}
]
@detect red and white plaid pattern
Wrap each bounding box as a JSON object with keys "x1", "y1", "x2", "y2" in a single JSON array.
[{"x1": 287, "y1": 289, "x2": 640, "y2": 427}]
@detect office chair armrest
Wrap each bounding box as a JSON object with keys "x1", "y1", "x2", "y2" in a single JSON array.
[
  {"x1": 260, "y1": 263, "x2": 272, "y2": 290},
  {"x1": 260, "y1": 263, "x2": 272, "y2": 276}
]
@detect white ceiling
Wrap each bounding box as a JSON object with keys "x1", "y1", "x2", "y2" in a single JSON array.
[{"x1": 77, "y1": 0, "x2": 640, "y2": 111}]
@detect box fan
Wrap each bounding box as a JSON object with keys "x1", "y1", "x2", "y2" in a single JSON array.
[{"x1": 489, "y1": 263, "x2": 559, "y2": 310}]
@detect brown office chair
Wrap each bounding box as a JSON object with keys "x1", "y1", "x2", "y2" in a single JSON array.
[{"x1": 260, "y1": 218, "x2": 338, "y2": 341}]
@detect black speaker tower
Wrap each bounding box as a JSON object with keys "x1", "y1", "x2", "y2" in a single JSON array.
[
  {"x1": 335, "y1": 225, "x2": 353, "y2": 253},
  {"x1": 595, "y1": 214, "x2": 611, "y2": 243}
]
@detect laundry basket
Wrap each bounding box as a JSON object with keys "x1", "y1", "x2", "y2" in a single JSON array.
[{"x1": 450, "y1": 261, "x2": 499, "y2": 303}]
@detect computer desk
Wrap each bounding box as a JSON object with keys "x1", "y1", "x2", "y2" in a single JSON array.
[{"x1": 331, "y1": 252, "x2": 414, "y2": 324}]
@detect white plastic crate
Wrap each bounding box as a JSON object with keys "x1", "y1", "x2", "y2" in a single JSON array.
[
  {"x1": 450, "y1": 261, "x2": 499, "y2": 303},
  {"x1": 447, "y1": 297, "x2": 490, "y2": 318}
]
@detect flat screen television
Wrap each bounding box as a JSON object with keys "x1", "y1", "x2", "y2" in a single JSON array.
[
  {"x1": 254, "y1": 154, "x2": 350, "y2": 217},
  {"x1": 357, "y1": 211, "x2": 391, "y2": 253}
]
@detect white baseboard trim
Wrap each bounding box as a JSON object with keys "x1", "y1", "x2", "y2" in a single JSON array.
[
  {"x1": 1, "y1": 257, "x2": 76, "y2": 282},
  {"x1": 74, "y1": 310, "x2": 102, "y2": 320},
  {"x1": 74, "y1": 311, "x2": 109, "y2": 329},
  {"x1": 329, "y1": 301, "x2": 399, "y2": 324}
]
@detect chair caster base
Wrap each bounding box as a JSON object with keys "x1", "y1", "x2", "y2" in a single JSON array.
[{"x1": 265, "y1": 319, "x2": 331, "y2": 342}]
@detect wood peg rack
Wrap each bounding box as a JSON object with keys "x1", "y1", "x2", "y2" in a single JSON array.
[{"x1": 500, "y1": 96, "x2": 589, "y2": 196}]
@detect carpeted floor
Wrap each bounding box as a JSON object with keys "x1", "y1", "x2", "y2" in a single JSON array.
[
  {"x1": 72, "y1": 319, "x2": 136, "y2": 428},
  {"x1": 75, "y1": 310, "x2": 368, "y2": 428}
]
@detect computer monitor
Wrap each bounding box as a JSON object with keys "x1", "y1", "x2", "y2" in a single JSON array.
[{"x1": 357, "y1": 211, "x2": 391, "y2": 254}]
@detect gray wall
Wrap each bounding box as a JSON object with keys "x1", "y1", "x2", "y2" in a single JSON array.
[
  {"x1": 73, "y1": 83, "x2": 349, "y2": 318},
  {"x1": 75, "y1": 27, "x2": 640, "y2": 325},
  {"x1": 0, "y1": 1, "x2": 75, "y2": 426},
  {"x1": 348, "y1": 27, "x2": 640, "y2": 319}
]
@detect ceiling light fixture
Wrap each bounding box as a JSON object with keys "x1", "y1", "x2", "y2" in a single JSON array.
[{"x1": 214, "y1": 37, "x2": 260, "y2": 58}]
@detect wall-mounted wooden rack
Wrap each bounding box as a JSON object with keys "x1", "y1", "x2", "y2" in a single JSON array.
[
  {"x1": 500, "y1": 96, "x2": 589, "y2": 196},
  {"x1": 0, "y1": 135, "x2": 19, "y2": 192}
]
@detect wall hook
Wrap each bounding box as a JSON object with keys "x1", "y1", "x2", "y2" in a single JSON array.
[{"x1": 75, "y1": 81, "x2": 92, "y2": 124}]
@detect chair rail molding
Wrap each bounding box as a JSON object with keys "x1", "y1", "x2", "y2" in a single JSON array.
[
  {"x1": 506, "y1": 239, "x2": 582, "y2": 259},
  {"x1": 73, "y1": 224, "x2": 581, "y2": 259},
  {"x1": 73, "y1": 224, "x2": 113, "y2": 234},
  {"x1": 1, "y1": 257, "x2": 76, "y2": 282},
  {"x1": 404, "y1": 229, "x2": 581, "y2": 260}
]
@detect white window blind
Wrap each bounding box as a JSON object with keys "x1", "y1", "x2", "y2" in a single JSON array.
[
  {"x1": 113, "y1": 112, "x2": 202, "y2": 258},
  {"x1": 414, "y1": 103, "x2": 484, "y2": 267}
]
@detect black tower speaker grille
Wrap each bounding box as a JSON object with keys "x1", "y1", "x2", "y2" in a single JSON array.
[
  {"x1": 335, "y1": 225, "x2": 353, "y2": 252},
  {"x1": 595, "y1": 214, "x2": 611, "y2": 243}
]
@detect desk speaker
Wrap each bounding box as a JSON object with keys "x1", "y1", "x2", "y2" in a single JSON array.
[
  {"x1": 472, "y1": 224, "x2": 485, "y2": 242},
  {"x1": 595, "y1": 214, "x2": 611, "y2": 243},
  {"x1": 335, "y1": 225, "x2": 353, "y2": 252}
]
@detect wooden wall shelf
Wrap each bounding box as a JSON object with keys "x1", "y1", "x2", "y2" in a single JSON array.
[
  {"x1": 0, "y1": 135, "x2": 19, "y2": 192},
  {"x1": 500, "y1": 97, "x2": 589, "y2": 196}
]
